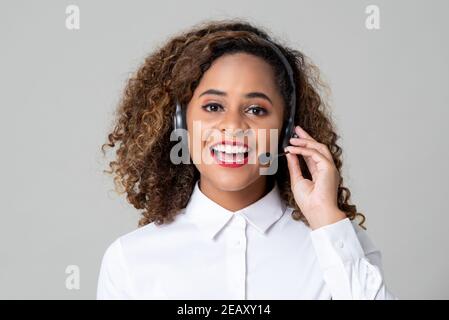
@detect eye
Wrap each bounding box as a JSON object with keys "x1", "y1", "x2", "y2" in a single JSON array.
[
  {"x1": 201, "y1": 103, "x2": 224, "y2": 112},
  {"x1": 246, "y1": 104, "x2": 268, "y2": 116}
]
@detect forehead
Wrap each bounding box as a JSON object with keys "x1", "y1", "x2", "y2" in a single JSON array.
[{"x1": 194, "y1": 52, "x2": 281, "y2": 99}]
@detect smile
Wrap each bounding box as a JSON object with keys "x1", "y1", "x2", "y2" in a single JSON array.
[{"x1": 209, "y1": 140, "x2": 250, "y2": 168}]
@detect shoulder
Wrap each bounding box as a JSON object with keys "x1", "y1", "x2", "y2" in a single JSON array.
[
  {"x1": 278, "y1": 205, "x2": 316, "y2": 241},
  {"x1": 101, "y1": 208, "x2": 190, "y2": 262}
]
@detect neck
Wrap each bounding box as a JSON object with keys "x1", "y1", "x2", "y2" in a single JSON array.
[{"x1": 198, "y1": 176, "x2": 274, "y2": 212}]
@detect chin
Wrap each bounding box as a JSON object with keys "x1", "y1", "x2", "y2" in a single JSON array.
[{"x1": 204, "y1": 172, "x2": 258, "y2": 192}]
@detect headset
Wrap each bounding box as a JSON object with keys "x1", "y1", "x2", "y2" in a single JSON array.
[{"x1": 173, "y1": 35, "x2": 298, "y2": 163}]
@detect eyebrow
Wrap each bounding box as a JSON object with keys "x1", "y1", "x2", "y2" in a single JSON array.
[{"x1": 199, "y1": 89, "x2": 273, "y2": 105}]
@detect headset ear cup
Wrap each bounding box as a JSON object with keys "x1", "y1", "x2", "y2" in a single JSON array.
[
  {"x1": 278, "y1": 122, "x2": 299, "y2": 154},
  {"x1": 279, "y1": 122, "x2": 291, "y2": 152},
  {"x1": 173, "y1": 100, "x2": 187, "y2": 131},
  {"x1": 173, "y1": 100, "x2": 190, "y2": 158},
  {"x1": 291, "y1": 122, "x2": 299, "y2": 138},
  {"x1": 181, "y1": 105, "x2": 187, "y2": 131},
  {"x1": 174, "y1": 101, "x2": 181, "y2": 131},
  {"x1": 173, "y1": 112, "x2": 177, "y2": 132}
]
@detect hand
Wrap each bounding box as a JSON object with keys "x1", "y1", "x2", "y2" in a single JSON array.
[{"x1": 284, "y1": 125, "x2": 347, "y2": 230}]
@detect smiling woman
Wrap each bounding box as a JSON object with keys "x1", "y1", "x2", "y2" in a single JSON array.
[
  {"x1": 98, "y1": 18, "x2": 397, "y2": 300},
  {"x1": 185, "y1": 52, "x2": 287, "y2": 193}
]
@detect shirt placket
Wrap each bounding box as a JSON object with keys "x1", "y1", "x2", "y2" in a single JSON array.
[{"x1": 225, "y1": 213, "x2": 247, "y2": 299}]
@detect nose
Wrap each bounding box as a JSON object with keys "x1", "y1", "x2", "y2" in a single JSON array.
[{"x1": 217, "y1": 107, "x2": 249, "y2": 138}]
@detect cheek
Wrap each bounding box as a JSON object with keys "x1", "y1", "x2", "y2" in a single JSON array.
[
  {"x1": 254, "y1": 118, "x2": 284, "y2": 148},
  {"x1": 186, "y1": 107, "x2": 214, "y2": 136},
  {"x1": 187, "y1": 123, "x2": 218, "y2": 164}
]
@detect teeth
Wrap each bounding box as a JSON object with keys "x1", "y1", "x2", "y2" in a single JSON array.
[
  {"x1": 216, "y1": 152, "x2": 246, "y2": 163},
  {"x1": 211, "y1": 144, "x2": 248, "y2": 154}
]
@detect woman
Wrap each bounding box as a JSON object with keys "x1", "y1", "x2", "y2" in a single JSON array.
[{"x1": 98, "y1": 18, "x2": 397, "y2": 299}]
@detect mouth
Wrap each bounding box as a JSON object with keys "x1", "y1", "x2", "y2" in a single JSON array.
[{"x1": 209, "y1": 140, "x2": 250, "y2": 168}]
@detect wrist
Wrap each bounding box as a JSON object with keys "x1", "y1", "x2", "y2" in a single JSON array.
[{"x1": 308, "y1": 208, "x2": 347, "y2": 231}]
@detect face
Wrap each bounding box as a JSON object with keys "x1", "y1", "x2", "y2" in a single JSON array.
[{"x1": 185, "y1": 52, "x2": 285, "y2": 191}]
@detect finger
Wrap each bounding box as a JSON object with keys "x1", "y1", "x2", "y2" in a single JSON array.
[
  {"x1": 289, "y1": 137, "x2": 333, "y2": 162},
  {"x1": 294, "y1": 125, "x2": 315, "y2": 141},
  {"x1": 285, "y1": 150, "x2": 304, "y2": 184},
  {"x1": 286, "y1": 145, "x2": 332, "y2": 173},
  {"x1": 286, "y1": 145, "x2": 318, "y2": 178}
]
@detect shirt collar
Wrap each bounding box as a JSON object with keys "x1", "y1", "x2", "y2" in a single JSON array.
[{"x1": 184, "y1": 179, "x2": 287, "y2": 240}]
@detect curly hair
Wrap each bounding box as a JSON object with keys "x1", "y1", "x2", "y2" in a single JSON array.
[{"x1": 101, "y1": 18, "x2": 366, "y2": 230}]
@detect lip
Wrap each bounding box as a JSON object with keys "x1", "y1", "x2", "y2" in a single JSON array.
[{"x1": 209, "y1": 140, "x2": 250, "y2": 168}]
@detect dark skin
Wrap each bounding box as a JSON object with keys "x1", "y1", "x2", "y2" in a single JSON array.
[
  {"x1": 186, "y1": 52, "x2": 346, "y2": 229},
  {"x1": 186, "y1": 52, "x2": 284, "y2": 211}
]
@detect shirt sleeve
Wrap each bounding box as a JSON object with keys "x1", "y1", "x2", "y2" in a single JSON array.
[
  {"x1": 96, "y1": 238, "x2": 133, "y2": 300},
  {"x1": 310, "y1": 217, "x2": 398, "y2": 300}
]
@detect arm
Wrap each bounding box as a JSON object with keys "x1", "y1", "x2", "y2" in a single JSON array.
[
  {"x1": 310, "y1": 217, "x2": 398, "y2": 300},
  {"x1": 96, "y1": 238, "x2": 133, "y2": 299}
]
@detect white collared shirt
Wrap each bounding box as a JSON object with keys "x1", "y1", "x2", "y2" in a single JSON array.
[{"x1": 97, "y1": 180, "x2": 397, "y2": 300}]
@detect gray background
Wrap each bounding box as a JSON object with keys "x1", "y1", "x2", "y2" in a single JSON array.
[{"x1": 1, "y1": 0, "x2": 448, "y2": 299}]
